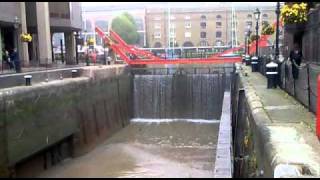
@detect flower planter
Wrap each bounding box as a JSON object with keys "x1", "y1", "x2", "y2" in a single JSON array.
[{"x1": 284, "y1": 23, "x2": 306, "y2": 34}]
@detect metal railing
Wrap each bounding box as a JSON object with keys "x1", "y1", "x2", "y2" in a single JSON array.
[{"x1": 257, "y1": 55, "x2": 320, "y2": 114}]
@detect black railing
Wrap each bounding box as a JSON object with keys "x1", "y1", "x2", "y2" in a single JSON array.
[{"x1": 257, "y1": 55, "x2": 320, "y2": 114}]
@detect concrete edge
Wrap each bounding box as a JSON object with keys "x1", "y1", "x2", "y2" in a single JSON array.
[
  {"x1": 214, "y1": 92, "x2": 233, "y2": 178},
  {"x1": 238, "y1": 65, "x2": 320, "y2": 177}
]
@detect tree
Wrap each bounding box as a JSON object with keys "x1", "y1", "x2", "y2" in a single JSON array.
[{"x1": 111, "y1": 12, "x2": 140, "y2": 45}]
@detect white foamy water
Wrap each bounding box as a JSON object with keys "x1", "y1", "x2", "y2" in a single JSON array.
[{"x1": 130, "y1": 118, "x2": 220, "y2": 124}]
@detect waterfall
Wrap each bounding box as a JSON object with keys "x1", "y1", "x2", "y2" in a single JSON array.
[{"x1": 133, "y1": 73, "x2": 225, "y2": 120}]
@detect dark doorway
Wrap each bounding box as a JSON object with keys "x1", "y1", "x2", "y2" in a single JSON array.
[{"x1": 1, "y1": 27, "x2": 14, "y2": 51}]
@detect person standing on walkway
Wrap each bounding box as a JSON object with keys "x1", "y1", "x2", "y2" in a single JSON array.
[
  {"x1": 289, "y1": 43, "x2": 303, "y2": 79},
  {"x1": 10, "y1": 48, "x2": 21, "y2": 73},
  {"x1": 2, "y1": 48, "x2": 14, "y2": 69}
]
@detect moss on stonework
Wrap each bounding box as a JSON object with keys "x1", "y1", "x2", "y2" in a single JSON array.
[{"x1": 0, "y1": 166, "x2": 10, "y2": 178}]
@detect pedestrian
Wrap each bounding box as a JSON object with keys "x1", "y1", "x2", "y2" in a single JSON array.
[
  {"x1": 10, "y1": 48, "x2": 21, "y2": 73},
  {"x1": 2, "y1": 48, "x2": 14, "y2": 69},
  {"x1": 289, "y1": 43, "x2": 303, "y2": 79}
]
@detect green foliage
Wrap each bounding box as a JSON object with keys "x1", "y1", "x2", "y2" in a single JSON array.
[
  {"x1": 111, "y1": 12, "x2": 140, "y2": 45},
  {"x1": 248, "y1": 34, "x2": 260, "y2": 44},
  {"x1": 261, "y1": 22, "x2": 274, "y2": 35}
]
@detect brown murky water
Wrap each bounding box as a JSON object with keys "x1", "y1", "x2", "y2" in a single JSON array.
[{"x1": 37, "y1": 119, "x2": 219, "y2": 178}]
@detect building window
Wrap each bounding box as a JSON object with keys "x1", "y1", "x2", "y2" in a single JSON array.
[
  {"x1": 200, "y1": 15, "x2": 206, "y2": 21},
  {"x1": 200, "y1": 32, "x2": 206, "y2": 38},
  {"x1": 247, "y1": 14, "x2": 252, "y2": 19},
  {"x1": 154, "y1": 42, "x2": 162, "y2": 48},
  {"x1": 185, "y1": 15, "x2": 191, "y2": 20},
  {"x1": 200, "y1": 22, "x2": 206, "y2": 29},
  {"x1": 216, "y1": 22, "x2": 222, "y2": 27},
  {"x1": 216, "y1": 15, "x2": 222, "y2": 20},
  {"x1": 262, "y1": 21, "x2": 269, "y2": 26},
  {"x1": 246, "y1": 21, "x2": 252, "y2": 26},
  {"x1": 200, "y1": 41, "x2": 208, "y2": 46},
  {"x1": 216, "y1": 31, "x2": 222, "y2": 38},
  {"x1": 185, "y1": 32, "x2": 191, "y2": 38},
  {"x1": 154, "y1": 23, "x2": 161, "y2": 29},
  {"x1": 262, "y1": 14, "x2": 268, "y2": 18},
  {"x1": 185, "y1": 21, "x2": 191, "y2": 28},
  {"x1": 154, "y1": 32, "x2": 161, "y2": 39},
  {"x1": 183, "y1": 41, "x2": 194, "y2": 47},
  {"x1": 215, "y1": 40, "x2": 224, "y2": 46}
]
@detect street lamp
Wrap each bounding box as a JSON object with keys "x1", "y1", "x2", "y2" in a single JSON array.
[
  {"x1": 245, "y1": 25, "x2": 252, "y2": 66},
  {"x1": 13, "y1": 16, "x2": 21, "y2": 73},
  {"x1": 266, "y1": 2, "x2": 280, "y2": 89},
  {"x1": 246, "y1": 25, "x2": 251, "y2": 55},
  {"x1": 75, "y1": 31, "x2": 80, "y2": 65},
  {"x1": 254, "y1": 8, "x2": 261, "y2": 57},
  {"x1": 251, "y1": 8, "x2": 260, "y2": 72},
  {"x1": 275, "y1": 2, "x2": 280, "y2": 61}
]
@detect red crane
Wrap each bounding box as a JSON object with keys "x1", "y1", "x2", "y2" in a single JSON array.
[{"x1": 95, "y1": 26, "x2": 242, "y2": 65}]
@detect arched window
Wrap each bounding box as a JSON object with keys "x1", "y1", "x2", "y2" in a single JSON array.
[
  {"x1": 200, "y1": 15, "x2": 206, "y2": 21},
  {"x1": 263, "y1": 14, "x2": 268, "y2": 18},
  {"x1": 200, "y1": 22, "x2": 206, "y2": 29},
  {"x1": 183, "y1": 41, "x2": 194, "y2": 47},
  {"x1": 216, "y1": 15, "x2": 222, "y2": 20},
  {"x1": 153, "y1": 42, "x2": 162, "y2": 48},
  {"x1": 247, "y1": 14, "x2": 252, "y2": 19}
]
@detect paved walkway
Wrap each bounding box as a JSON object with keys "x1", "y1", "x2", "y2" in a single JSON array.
[{"x1": 239, "y1": 64, "x2": 320, "y2": 177}]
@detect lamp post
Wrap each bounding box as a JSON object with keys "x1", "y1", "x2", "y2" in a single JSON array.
[
  {"x1": 75, "y1": 32, "x2": 80, "y2": 65},
  {"x1": 275, "y1": 2, "x2": 280, "y2": 61},
  {"x1": 244, "y1": 31, "x2": 248, "y2": 55},
  {"x1": 266, "y1": 2, "x2": 280, "y2": 89},
  {"x1": 245, "y1": 25, "x2": 252, "y2": 65},
  {"x1": 254, "y1": 8, "x2": 261, "y2": 57},
  {"x1": 13, "y1": 16, "x2": 21, "y2": 73},
  {"x1": 246, "y1": 25, "x2": 251, "y2": 55},
  {"x1": 251, "y1": 8, "x2": 260, "y2": 72}
]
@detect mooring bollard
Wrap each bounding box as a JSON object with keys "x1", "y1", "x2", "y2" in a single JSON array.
[
  {"x1": 245, "y1": 55, "x2": 251, "y2": 66},
  {"x1": 251, "y1": 56, "x2": 259, "y2": 72},
  {"x1": 107, "y1": 57, "x2": 111, "y2": 65},
  {"x1": 266, "y1": 62, "x2": 278, "y2": 89},
  {"x1": 317, "y1": 74, "x2": 320, "y2": 139},
  {"x1": 24, "y1": 75, "x2": 32, "y2": 86},
  {"x1": 71, "y1": 70, "x2": 78, "y2": 78}
]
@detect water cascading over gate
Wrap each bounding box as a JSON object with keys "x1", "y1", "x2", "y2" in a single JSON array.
[{"x1": 133, "y1": 72, "x2": 226, "y2": 120}]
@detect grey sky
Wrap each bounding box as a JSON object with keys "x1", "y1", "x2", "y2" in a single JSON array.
[{"x1": 81, "y1": 2, "x2": 277, "y2": 8}]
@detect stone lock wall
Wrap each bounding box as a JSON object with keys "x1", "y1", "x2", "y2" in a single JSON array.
[{"x1": 0, "y1": 65, "x2": 133, "y2": 177}]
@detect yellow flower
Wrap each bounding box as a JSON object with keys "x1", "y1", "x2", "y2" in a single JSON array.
[{"x1": 292, "y1": 3, "x2": 300, "y2": 9}]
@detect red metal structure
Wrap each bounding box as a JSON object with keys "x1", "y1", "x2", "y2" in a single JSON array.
[
  {"x1": 94, "y1": 18, "x2": 282, "y2": 65},
  {"x1": 95, "y1": 26, "x2": 242, "y2": 65},
  {"x1": 317, "y1": 75, "x2": 320, "y2": 139}
]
